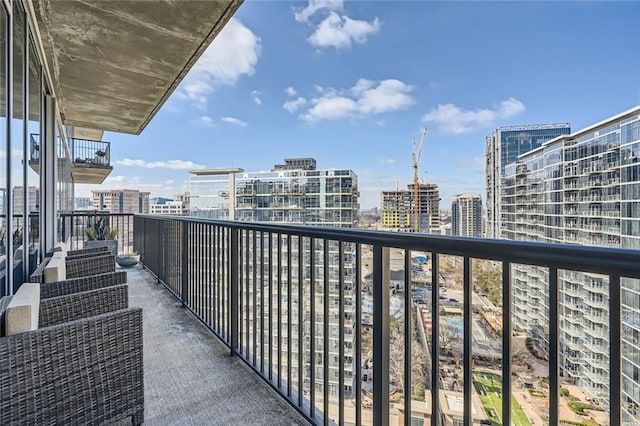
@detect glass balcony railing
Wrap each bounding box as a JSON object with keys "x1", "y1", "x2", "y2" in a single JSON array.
[{"x1": 130, "y1": 214, "x2": 639, "y2": 426}]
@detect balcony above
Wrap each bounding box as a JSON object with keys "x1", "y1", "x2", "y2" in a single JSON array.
[
  {"x1": 31, "y1": 0, "x2": 242, "y2": 134},
  {"x1": 29, "y1": 134, "x2": 113, "y2": 184}
]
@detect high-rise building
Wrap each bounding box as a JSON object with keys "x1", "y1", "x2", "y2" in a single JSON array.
[
  {"x1": 75, "y1": 197, "x2": 92, "y2": 210},
  {"x1": 451, "y1": 193, "x2": 482, "y2": 237},
  {"x1": 501, "y1": 106, "x2": 640, "y2": 419},
  {"x1": 150, "y1": 201, "x2": 188, "y2": 216},
  {"x1": 485, "y1": 123, "x2": 571, "y2": 238},
  {"x1": 91, "y1": 189, "x2": 150, "y2": 214},
  {"x1": 189, "y1": 159, "x2": 358, "y2": 399},
  {"x1": 381, "y1": 183, "x2": 440, "y2": 233}
]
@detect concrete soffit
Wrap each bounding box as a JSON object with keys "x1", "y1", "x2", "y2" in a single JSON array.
[{"x1": 32, "y1": 0, "x2": 243, "y2": 135}]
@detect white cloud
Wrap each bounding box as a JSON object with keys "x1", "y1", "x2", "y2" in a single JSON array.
[
  {"x1": 284, "y1": 86, "x2": 297, "y2": 97},
  {"x1": 294, "y1": 0, "x2": 343, "y2": 23},
  {"x1": 295, "y1": 1, "x2": 380, "y2": 50},
  {"x1": 193, "y1": 116, "x2": 215, "y2": 127},
  {"x1": 116, "y1": 158, "x2": 205, "y2": 170},
  {"x1": 283, "y1": 97, "x2": 308, "y2": 113},
  {"x1": 378, "y1": 158, "x2": 397, "y2": 165},
  {"x1": 221, "y1": 116, "x2": 249, "y2": 127},
  {"x1": 423, "y1": 97, "x2": 526, "y2": 134},
  {"x1": 251, "y1": 90, "x2": 262, "y2": 105},
  {"x1": 308, "y1": 12, "x2": 381, "y2": 50},
  {"x1": 177, "y1": 18, "x2": 262, "y2": 106},
  {"x1": 300, "y1": 78, "x2": 414, "y2": 123}
]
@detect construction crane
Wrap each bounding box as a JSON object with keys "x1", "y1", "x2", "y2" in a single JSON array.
[{"x1": 412, "y1": 128, "x2": 427, "y2": 233}]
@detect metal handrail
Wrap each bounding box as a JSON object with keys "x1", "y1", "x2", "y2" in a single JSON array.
[{"x1": 133, "y1": 214, "x2": 637, "y2": 426}]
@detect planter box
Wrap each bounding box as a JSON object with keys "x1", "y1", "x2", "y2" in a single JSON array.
[{"x1": 84, "y1": 239, "x2": 118, "y2": 256}]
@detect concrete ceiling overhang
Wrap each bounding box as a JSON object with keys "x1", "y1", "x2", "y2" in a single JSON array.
[{"x1": 33, "y1": 0, "x2": 243, "y2": 135}]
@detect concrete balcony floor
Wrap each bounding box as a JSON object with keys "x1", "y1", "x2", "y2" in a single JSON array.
[{"x1": 125, "y1": 265, "x2": 308, "y2": 425}]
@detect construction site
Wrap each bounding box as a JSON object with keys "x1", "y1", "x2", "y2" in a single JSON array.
[{"x1": 380, "y1": 128, "x2": 442, "y2": 234}]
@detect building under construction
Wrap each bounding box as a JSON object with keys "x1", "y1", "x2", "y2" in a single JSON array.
[{"x1": 381, "y1": 182, "x2": 441, "y2": 233}]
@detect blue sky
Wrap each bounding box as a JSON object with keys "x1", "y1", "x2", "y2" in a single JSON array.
[{"x1": 75, "y1": 0, "x2": 640, "y2": 209}]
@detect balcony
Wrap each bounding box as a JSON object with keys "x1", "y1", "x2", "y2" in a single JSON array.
[
  {"x1": 125, "y1": 265, "x2": 307, "y2": 425},
  {"x1": 29, "y1": 134, "x2": 113, "y2": 184},
  {"x1": 108, "y1": 214, "x2": 639, "y2": 426}
]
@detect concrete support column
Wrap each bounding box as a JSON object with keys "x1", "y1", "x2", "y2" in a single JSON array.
[{"x1": 229, "y1": 173, "x2": 236, "y2": 220}]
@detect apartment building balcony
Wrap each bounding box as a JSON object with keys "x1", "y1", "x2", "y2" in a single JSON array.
[
  {"x1": 19, "y1": 212, "x2": 634, "y2": 425},
  {"x1": 29, "y1": 134, "x2": 113, "y2": 184}
]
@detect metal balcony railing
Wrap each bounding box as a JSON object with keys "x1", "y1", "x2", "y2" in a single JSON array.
[
  {"x1": 132, "y1": 214, "x2": 639, "y2": 426},
  {"x1": 30, "y1": 134, "x2": 111, "y2": 167}
]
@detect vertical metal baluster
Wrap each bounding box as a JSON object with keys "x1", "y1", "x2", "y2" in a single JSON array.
[
  {"x1": 431, "y1": 253, "x2": 440, "y2": 426},
  {"x1": 549, "y1": 267, "x2": 559, "y2": 426},
  {"x1": 610, "y1": 274, "x2": 621, "y2": 426},
  {"x1": 245, "y1": 230, "x2": 251, "y2": 358},
  {"x1": 463, "y1": 257, "x2": 471, "y2": 426},
  {"x1": 198, "y1": 223, "x2": 202, "y2": 318},
  {"x1": 218, "y1": 226, "x2": 223, "y2": 335},
  {"x1": 181, "y1": 221, "x2": 188, "y2": 308},
  {"x1": 210, "y1": 224, "x2": 214, "y2": 328},
  {"x1": 260, "y1": 231, "x2": 265, "y2": 374},
  {"x1": 339, "y1": 242, "x2": 345, "y2": 426},
  {"x1": 269, "y1": 232, "x2": 273, "y2": 381},
  {"x1": 355, "y1": 243, "x2": 362, "y2": 426},
  {"x1": 323, "y1": 240, "x2": 329, "y2": 426},
  {"x1": 231, "y1": 227, "x2": 239, "y2": 355},
  {"x1": 404, "y1": 249, "x2": 411, "y2": 426},
  {"x1": 228, "y1": 228, "x2": 232, "y2": 341},
  {"x1": 310, "y1": 237, "x2": 316, "y2": 420},
  {"x1": 213, "y1": 226, "x2": 218, "y2": 332},
  {"x1": 373, "y1": 245, "x2": 390, "y2": 426},
  {"x1": 238, "y1": 229, "x2": 243, "y2": 355},
  {"x1": 502, "y1": 262, "x2": 512, "y2": 426},
  {"x1": 298, "y1": 236, "x2": 304, "y2": 408},
  {"x1": 278, "y1": 233, "x2": 283, "y2": 388},
  {"x1": 288, "y1": 234, "x2": 293, "y2": 397},
  {"x1": 253, "y1": 231, "x2": 258, "y2": 367}
]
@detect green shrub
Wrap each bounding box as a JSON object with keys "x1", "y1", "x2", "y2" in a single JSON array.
[{"x1": 559, "y1": 387, "x2": 570, "y2": 397}]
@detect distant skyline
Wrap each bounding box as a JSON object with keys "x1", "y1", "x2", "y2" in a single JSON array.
[{"x1": 74, "y1": 1, "x2": 640, "y2": 209}]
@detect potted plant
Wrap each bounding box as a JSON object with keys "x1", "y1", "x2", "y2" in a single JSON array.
[
  {"x1": 84, "y1": 216, "x2": 118, "y2": 255},
  {"x1": 116, "y1": 250, "x2": 140, "y2": 268}
]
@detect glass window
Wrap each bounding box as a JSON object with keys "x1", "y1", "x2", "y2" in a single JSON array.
[
  {"x1": 0, "y1": 4, "x2": 7, "y2": 296},
  {"x1": 12, "y1": 1, "x2": 25, "y2": 285},
  {"x1": 27, "y1": 35, "x2": 41, "y2": 274}
]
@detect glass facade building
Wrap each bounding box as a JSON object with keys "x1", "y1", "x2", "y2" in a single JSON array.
[
  {"x1": 501, "y1": 106, "x2": 640, "y2": 421},
  {"x1": 451, "y1": 192, "x2": 482, "y2": 237},
  {"x1": 486, "y1": 123, "x2": 571, "y2": 238},
  {"x1": 189, "y1": 161, "x2": 360, "y2": 405}
]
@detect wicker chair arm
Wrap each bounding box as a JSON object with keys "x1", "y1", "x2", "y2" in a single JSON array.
[
  {"x1": 0, "y1": 307, "x2": 144, "y2": 425},
  {"x1": 40, "y1": 271, "x2": 128, "y2": 299},
  {"x1": 40, "y1": 284, "x2": 129, "y2": 328}
]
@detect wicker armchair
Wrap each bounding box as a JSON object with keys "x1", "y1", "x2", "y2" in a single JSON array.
[
  {"x1": 30, "y1": 253, "x2": 116, "y2": 283},
  {"x1": 39, "y1": 270, "x2": 127, "y2": 299},
  {"x1": 0, "y1": 286, "x2": 144, "y2": 425}
]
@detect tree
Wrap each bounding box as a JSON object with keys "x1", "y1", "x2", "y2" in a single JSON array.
[
  {"x1": 388, "y1": 318, "x2": 430, "y2": 397},
  {"x1": 473, "y1": 259, "x2": 503, "y2": 306},
  {"x1": 439, "y1": 322, "x2": 460, "y2": 354}
]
